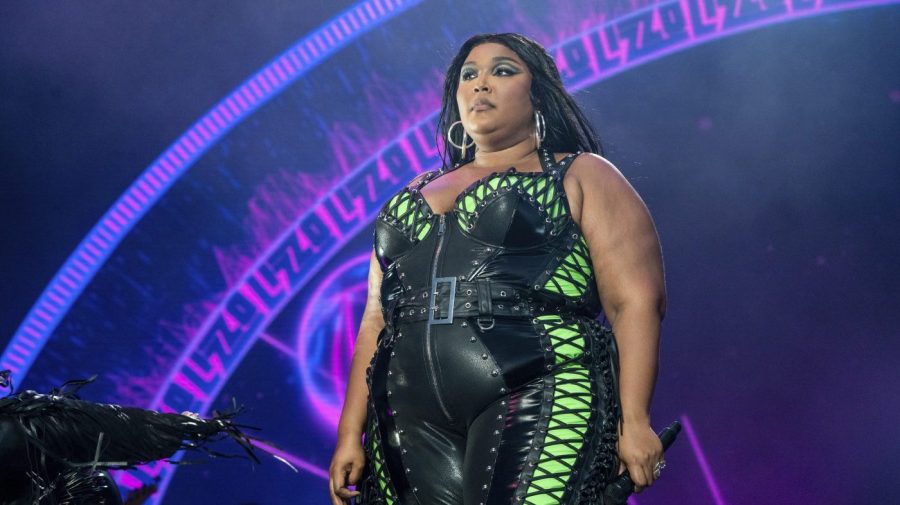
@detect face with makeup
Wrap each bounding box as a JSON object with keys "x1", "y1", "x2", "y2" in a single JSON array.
[{"x1": 456, "y1": 42, "x2": 534, "y2": 149}]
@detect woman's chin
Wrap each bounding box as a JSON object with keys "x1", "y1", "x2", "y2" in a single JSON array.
[{"x1": 467, "y1": 122, "x2": 501, "y2": 138}]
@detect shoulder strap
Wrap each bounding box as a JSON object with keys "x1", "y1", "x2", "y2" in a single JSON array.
[
  {"x1": 537, "y1": 148, "x2": 584, "y2": 178},
  {"x1": 407, "y1": 169, "x2": 439, "y2": 191},
  {"x1": 556, "y1": 151, "x2": 584, "y2": 179}
]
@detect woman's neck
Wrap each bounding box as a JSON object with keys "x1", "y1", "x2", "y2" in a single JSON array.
[{"x1": 470, "y1": 135, "x2": 538, "y2": 171}]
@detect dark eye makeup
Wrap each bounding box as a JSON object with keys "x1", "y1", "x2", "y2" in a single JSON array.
[{"x1": 460, "y1": 64, "x2": 519, "y2": 81}]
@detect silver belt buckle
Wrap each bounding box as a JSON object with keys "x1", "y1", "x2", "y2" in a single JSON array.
[{"x1": 427, "y1": 276, "x2": 456, "y2": 325}]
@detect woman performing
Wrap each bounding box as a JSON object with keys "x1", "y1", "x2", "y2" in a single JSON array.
[{"x1": 329, "y1": 33, "x2": 667, "y2": 504}]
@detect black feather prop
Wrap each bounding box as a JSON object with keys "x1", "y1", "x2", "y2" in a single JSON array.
[{"x1": 0, "y1": 371, "x2": 262, "y2": 504}]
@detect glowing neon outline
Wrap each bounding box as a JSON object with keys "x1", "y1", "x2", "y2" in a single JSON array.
[
  {"x1": 0, "y1": 0, "x2": 425, "y2": 385},
  {"x1": 296, "y1": 252, "x2": 370, "y2": 429},
  {"x1": 681, "y1": 414, "x2": 727, "y2": 505}
]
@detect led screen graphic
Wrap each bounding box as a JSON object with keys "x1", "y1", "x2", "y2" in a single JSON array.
[{"x1": 3, "y1": 0, "x2": 899, "y2": 503}]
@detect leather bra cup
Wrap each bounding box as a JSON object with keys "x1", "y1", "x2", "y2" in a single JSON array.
[{"x1": 466, "y1": 179, "x2": 551, "y2": 247}]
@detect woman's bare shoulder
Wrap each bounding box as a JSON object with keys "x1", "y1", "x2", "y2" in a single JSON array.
[
  {"x1": 569, "y1": 153, "x2": 637, "y2": 198},
  {"x1": 566, "y1": 152, "x2": 627, "y2": 190}
]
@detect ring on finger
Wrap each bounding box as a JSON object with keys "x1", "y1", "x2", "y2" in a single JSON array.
[{"x1": 653, "y1": 459, "x2": 667, "y2": 478}]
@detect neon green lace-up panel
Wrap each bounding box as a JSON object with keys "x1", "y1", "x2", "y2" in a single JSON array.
[
  {"x1": 366, "y1": 415, "x2": 397, "y2": 504},
  {"x1": 382, "y1": 188, "x2": 433, "y2": 243},
  {"x1": 543, "y1": 234, "x2": 593, "y2": 298},
  {"x1": 455, "y1": 171, "x2": 568, "y2": 233},
  {"x1": 525, "y1": 315, "x2": 593, "y2": 504}
]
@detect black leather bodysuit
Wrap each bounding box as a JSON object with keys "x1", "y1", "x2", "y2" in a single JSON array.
[{"x1": 360, "y1": 148, "x2": 621, "y2": 505}]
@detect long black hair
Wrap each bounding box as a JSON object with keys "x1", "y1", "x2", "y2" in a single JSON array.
[{"x1": 437, "y1": 33, "x2": 604, "y2": 168}]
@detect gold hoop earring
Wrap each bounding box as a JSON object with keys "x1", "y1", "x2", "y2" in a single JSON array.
[
  {"x1": 447, "y1": 120, "x2": 475, "y2": 158},
  {"x1": 533, "y1": 110, "x2": 547, "y2": 150}
]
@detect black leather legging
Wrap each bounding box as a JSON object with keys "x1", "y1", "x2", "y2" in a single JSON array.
[{"x1": 360, "y1": 313, "x2": 620, "y2": 504}]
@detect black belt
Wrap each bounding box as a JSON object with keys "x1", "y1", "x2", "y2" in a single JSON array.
[{"x1": 391, "y1": 279, "x2": 564, "y2": 330}]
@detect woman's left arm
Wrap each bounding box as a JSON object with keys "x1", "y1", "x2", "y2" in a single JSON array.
[{"x1": 568, "y1": 153, "x2": 667, "y2": 491}]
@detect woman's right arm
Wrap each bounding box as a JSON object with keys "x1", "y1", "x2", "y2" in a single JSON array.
[{"x1": 329, "y1": 249, "x2": 385, "y2": 504}]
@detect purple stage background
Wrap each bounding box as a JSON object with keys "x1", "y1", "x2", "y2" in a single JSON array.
[{"x1": 2, "y1": 1, "x2": 899, "y2": 503}]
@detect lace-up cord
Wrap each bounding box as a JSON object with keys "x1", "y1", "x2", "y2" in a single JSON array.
[{"x1": 523, "y1": 315, "x2": 593, "y2": 504}]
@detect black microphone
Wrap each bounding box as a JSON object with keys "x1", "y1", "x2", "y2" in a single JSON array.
[{"x1": 602, "y1": 420, "x2": 682, "y2": 505}]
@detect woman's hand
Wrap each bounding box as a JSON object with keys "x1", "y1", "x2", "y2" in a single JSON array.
[
  {"x1": 329, "y1": 436, "x2": 365, "y2": 504},
  {"x1": 616, "y1": 419, "x2": 664, "y2": 492}
]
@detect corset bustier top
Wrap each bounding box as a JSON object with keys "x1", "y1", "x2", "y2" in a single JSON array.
[{"x1": 374, "y1": 148, "x2": 604, "y2": 326}]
